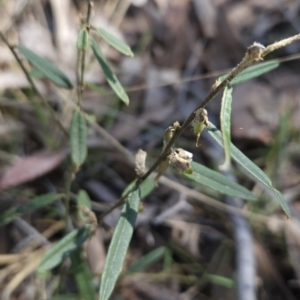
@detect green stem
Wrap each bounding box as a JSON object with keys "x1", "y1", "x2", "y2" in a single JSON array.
[{"x1": 77, "y1": 0, "x2": 94, "y2": 108}]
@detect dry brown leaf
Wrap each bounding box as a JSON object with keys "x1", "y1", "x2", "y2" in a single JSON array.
[
  {"x1": 0, "y1": 150, "x2": 68, "y2": 189},
  {"x1": 85, "y1": 228, "x2": 106, "y2": 274}
]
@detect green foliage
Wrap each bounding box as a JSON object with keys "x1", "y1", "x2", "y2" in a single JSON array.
[
  {"x1": 91, "y1": 38, "x2": 130, "y2": 105},
  {"x1": 77, "y1": 190, "x2": 92, "y2": 222},
  {"x1": 207, "y1": 123, "x2": 291, "y2": 217},
  {"x1": 128, "y1": 246, "x2": 166, "y2": 273},
  {"x1": 70, "y1": 110, "x2": 88, "y2": 167},
  {"x1": 77, "y1": 28, "x2": 89, "y2": 51},
  {"x1": 1, "y1": 4, "x2": 294, "y2": 298},
  {"x1": 0, "y1": 193, "x2": 57, "y2": 227},
  {"x1": 77, "y1": 189, "x2": 92, "y2": 209},
  {"x1": 220, "y1": 60, "x2": 280, "y2": 86},
  {"x1": 99, "y1": 187, "x2": 141, "y2": 300},
  {"x1": 122, "y1": 177, "x2": 155, "y2": 199},
  {"x1": 220, "y1": 84, "x2": 233, "y2": 170},
  {"x1": 71, "y1": 249, "x2": 95, "y2": 300},
  {"x1": 184, "y1": 162, "x2": 256, "y2": 200},
  {"x1": 206, "y1": 274, "x2": 234, "y2": 288},
  {"x1": 96, "y1": 28, "x2": 134, "y2": 57},
  {"x1": 18, "y1": 45, "x2": 73, "y2": 89},
  {"x1": 38, "y1": 225, "x2": 90, "y2": 272}
]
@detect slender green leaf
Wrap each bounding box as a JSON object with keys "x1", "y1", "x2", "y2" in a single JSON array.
[
  {"x1": 29, "y1": 68, "x2": 45, "y2": 79},
  {"x1": 70, "y1": 110, "x2": 87, "y2": 167},
  {"x1": 77, "y1": 28, "x2": 89, "y2": 51},
  {"x1": 128, "y1": 246, "x2": 166, "y2": 273},
  {"x1": 122, "y1": 177, "x2": 155, "y2": 199},
  {"x1": 207, "y1": 122, "x2": 290, "y2": 217},
  {"x1": 99, "y1": 187, "x2": 141, "y2": 300},
  {"x1": 163, "y1": 248, "x2": 173, "y2": 270},
  {"x1": 0, "y1": 193, "x2": 57, "y2": 227},
  {"x1": 77, "y1": 190, "x2": 92, "y2": 222},
  {"x1": 18, "y1": 45, "x2": 73, "y2": 89},
  {"x1": 71, "y1": 249, "x2": 95, "y2": 300},
  {"x1": 38, "y1": 225, "x2": 90, "y2": 272},
  {"x1": 97, "y1": 28, "x2": 133, "y2": 57},
  {"x1": 206, "y1": 274, "x2": 234, "y2": 288},
  {"x1": 220, "y1": 84, "x2": 233, "y2": 170},
  {"x1": 184, "y1": 162, "x2": 256, "y2": 200},
  {"x1": 272, "y1": 189, "x2": 290, "y2": 218},
  {"x1": 220, "y1": 60, "x2": 279, "y2": 86},
  {"x1": 77, "y1": 190, "x2": 91, "y2": 209},
  {"x1": 91, "y1": 38, "x2": 129, "y2": 105},
  {"x1": 208, "y1": 122, "x2": 272, "y2": 186}
]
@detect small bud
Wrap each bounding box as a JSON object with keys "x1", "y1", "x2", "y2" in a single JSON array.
[
  {"x1": 163, "y1": 121, "x2": 181, "y2": 152},
  {"x1": 135, "y1": 149, "x2": 147, "y2": 177},
  {"x1": 246, "y1": 42, "x2": 265, "y2": 62},
  {"x1": 156, "y1": 122, "x2": 181, "y2": 185},
  {"x1": 193, "y1": 108, "x2": 209, "y2": 147},
  {"x1": 78, "y1": 206, "x2": 97, "y2": 235}
]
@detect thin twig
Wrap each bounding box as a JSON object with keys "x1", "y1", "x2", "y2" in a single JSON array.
[
  {"x1": 0, "y1": 31, "x2": 68, "y2": 136},
  {"x1": 140, "y1": 36, "x2": 300, "y2": 181},
  {"x1": 99, "y1": 34, "x2": 300, "y2": 217},
  {"x1": 64, "y1": 0, "x2": 95, "y2": 229},
  {"x1": 78, "y1": 0, "x2": 94, "y2": 107},
  {"x1": 261, "y1": 34, "x2": 300, "y2": 57}
]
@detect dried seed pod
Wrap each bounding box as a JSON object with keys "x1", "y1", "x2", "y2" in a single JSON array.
[
  {"x1": 135, "y1": 149, "x2": 147, "y2": 177},
  {"x1": 169, "y1": 149, "x2": 193, "y2": 174},
  {"x1": 175, "y1": 148, "x2": 193, "y2": 161},
  {"x1": 193, "y1": 108, "x2": 209, "y2": 147}
]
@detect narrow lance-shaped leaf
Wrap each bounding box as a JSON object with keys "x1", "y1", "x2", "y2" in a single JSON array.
[
  {"x1": 71, "y1": 249, "x2": 95, "y2": 300},
  {"x1": 128, "y1": 246, "x2": 166, "y2": 273},
  {"x1": 77, "y1": 28, "x2": 89, "y2": 51},
  {"x1": 206, "y1": 274, "x2": 234, "y2": 288},
  {"x1": 77, "y1": 190, "x2": 91, "y2": 209},
  {"x1": 99, "y1": 187, "x2": 141, "y2": 300},
  {"x1": 272, "y1": 189, "x2": 291, "y2": 220},
  {"x1": 38, "y1": 225, "x2": 90, "y2": 272},
  {"x1": 219, "y1": 84, "x2": 233, "y2": 170},
  {"x1": 97, "y1": 28, "x2": 134, "y2": 57},
  {"x1": 91, "y1": 38, "x2": 130, "y2": 105},
  {"x1": 70, "y1": 110, "x2": 87, "y2": 167},
  {"x1": 219, "y1": 60, "x2": 279, "y2": 86},
  {"x1": 208, "y1": 122, "x2": 271, "y2": 186},
  {"x1": 184, "y1": 162, "x2": 256, "y2": 201},
  {"x1": 207, "y1": 122, "x2": 291, "y2": 217},
  {"x1": 0, "y1": 193, "x2": 57, "y2": 227},
  {"x1": 18, "y1": 45, "x2": 73, "y2": 89},
  {"x1": 77, "y1": 190, "x2": 92, "y2": 222}
]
